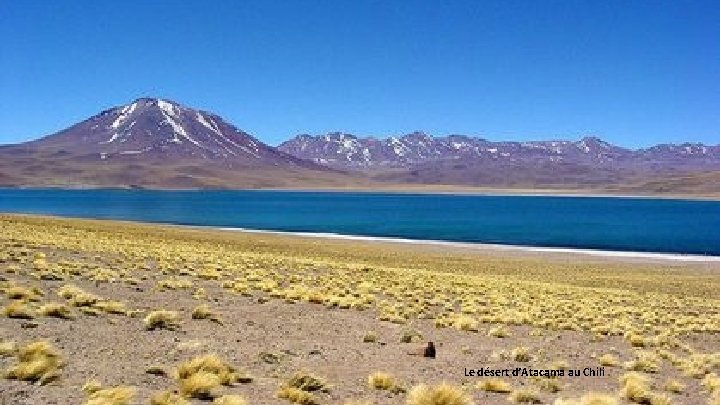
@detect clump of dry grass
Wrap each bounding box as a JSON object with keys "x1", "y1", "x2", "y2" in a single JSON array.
[
  {"x1": 531, "y1": 376, "x2": 562, "y2": 393},
  {"x1": 286, "y1": 370, "x2": 329, "y2": 392},
  {"x1": 4, "y1": 286, "x2": 41, "y2": 300},
  {"x1": 145, "y1": 365, "x2": 167, "y2": 376},
  {"x1": 39, "y1": 302, "x2": 73, "y2": 319},
  {"x1": 150, "y1": 390, "x2": 191, "y2": 405},
  {"x1": 4, "y1": 340, "x2": 62, "y2": 384},
  {"x1": 277, "y1": 386, "x2": 320, "y2": 405},
  {"x1": 663, "y1": 379, "x2": 684, "y2": 393},
  {"x1": 511, "y1": 346, "x2": 532, "y2": 362},
  {"x1": 0, "y1": 340, "x2": 17, "y2": 356},
  {"x1": 84, "y1": 385, "x2": 135, "y2": 405},
  {"x1": 598, "y1": 354, "x2": 620, "y2": 367},
  {"x1": 3, "y1": 300, "x2": 34, "y2": 319},
  {"x1": 623, "y1": 351, "x2": 660, "y2": 373},
  {"x1": 477, "y1": 378, "x2": 512, "y2": 393},
  {"x1": 619, "y1": 372, "x2": 668, "y2": 404},
  {"x1": 406, "y1": 383, "x2": 471, "y2": 405},
  {"x1": 368, "y1": 372, "x2": 403, "y2": 392},
  {"x1": 509, "y1": 388, "x2": 542, "y2": 404},
  {"x1": 702, "y1": 373, "x2": 720, "y2": 392},
  {"x1": 368, "y1": 372, "x2": 394, "y2": 390},
  {"x1": 144, "y1": 310, "x2": 180, "y2": 330},
  {"x1": 620, "y1": 372, "x2": 651, "y2": 402},
  {"x1": 178, "y1": 371, "x2": 222, "y2": 399},
  {"x1": 213, "y1": 395, "x2": 248, "y2": 405},
  {"x1": 488, "y1": 326, "x2": 511, "y2": 338},
  {"x1": 94, "y1": 300, "x2": 127, "y2": 315},
  {"x1": 400, "y1": 329, "x2": 423, "y2": 343},
  {"x1": 175, "y1": 354, "x2": 243, "y2": 399},
  {"x1": 191, "y1": 304, "x2": 222, "y2": 324},
  {"x1": 82, "y1": 378, "x2": 103, "y2": 394},
  {"x1": 363, "y1": 332, "x2": 378, "y2": 343},
  {"x1": 453, "y1": 315, "x2": 479, "y2": 332}
]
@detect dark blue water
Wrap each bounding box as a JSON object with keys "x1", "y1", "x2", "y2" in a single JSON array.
[{"x1": 0, "y1": 188, "x2": 718, "y2": 256}]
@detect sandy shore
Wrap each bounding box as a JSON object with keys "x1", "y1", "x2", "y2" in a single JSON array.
[{"x1": 216, "y1": 227, "x2": 720, "y2": 264}]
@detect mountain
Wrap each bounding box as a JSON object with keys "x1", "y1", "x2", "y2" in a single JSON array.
[
  {"x1": 1, "y1": 99, "x2": 718, "y2": 195},
  {"x1": 279, "y1": 132, "x2": 720, "y2": 191},
  {"x1": 0, "y1": 98, "x2": 355, "y2": 189}
]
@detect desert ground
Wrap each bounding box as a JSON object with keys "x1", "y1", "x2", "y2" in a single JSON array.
[{"x1": 0, "y1": 214, "x2": 719, "y2": 405}]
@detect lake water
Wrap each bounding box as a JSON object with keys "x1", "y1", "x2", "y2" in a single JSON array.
[{"x1": 0, "y1": 189, "x2": 718, "y2": 256}]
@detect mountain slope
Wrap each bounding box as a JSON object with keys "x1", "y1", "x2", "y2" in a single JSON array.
[
  {"x1": 0, "y1": 99, "x2": 356, "y2": 188},
  {"x1": 279, "y1": 132, "x2": 720, "y2": 191}
]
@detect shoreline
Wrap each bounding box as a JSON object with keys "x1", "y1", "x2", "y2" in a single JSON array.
[
  {"x1": 3, "y1": 212, "x2": 719, "y2": 264},
  {"x1": 2, "y1": 185, "x2": 719, "y2": 201},
  {"x1": 216, "y1": 226, "x2": 720, "y2": 263}
]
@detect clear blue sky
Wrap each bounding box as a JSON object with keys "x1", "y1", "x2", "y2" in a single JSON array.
[{"x1": 1, "y1": 1, "x2": 718, "y2": 148}]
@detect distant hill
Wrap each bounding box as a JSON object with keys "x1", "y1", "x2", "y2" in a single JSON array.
[
  {"x1": 279, "y1": 132, "x2": 720, "y2": 192},
  {"x1": 0, "y1": 98, "x2": 355, "y2": 189}
]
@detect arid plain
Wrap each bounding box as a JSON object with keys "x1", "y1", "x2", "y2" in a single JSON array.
[{"x1": 1, "y1": 215, "x2": 719, "y2": 405}]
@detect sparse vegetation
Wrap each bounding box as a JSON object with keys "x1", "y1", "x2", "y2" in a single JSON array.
[
  {"x1": 84, "y1": 385, "x2": 135, "y2": 405},
  {"x1": 277, "y1": 386, "x2": 321, "y2": 405},
  {"x1": 4, "y1": 340, "x2": 63, "y2": 384},
  {"x1": 1, "y1": 215, "x2": 719, "y2": 404},
  {"x1": 175, "y1": 354, "x2": 241, "y2": 399},
  {"x1": 144, "y1": 310, "x2": 180, "y2": 330},
  {"x1": 406, "y1": 383, "x2": 471, "y2": 405},
  {"x1": 477, "y1": 378, "x2": 512, "y2": 393}
]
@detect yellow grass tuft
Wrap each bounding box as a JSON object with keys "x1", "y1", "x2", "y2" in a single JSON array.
[
  {"x1": 94, "y1": 300, "x2": 127, "y2": 315},
  {"x1": 144, "y1": 309, "x2": 180, "y2": 330},
  {"x1": 368, "y1": 372, "x2": 396, "y2": 390},
  {"x1": 509, "y1": 388, "x2": 542, "y2": 404},
  {"x1": 84, "y1": 385, "x2": 135, "y2": 405},
  {"x1": 82, "y1": 378, "x2": 103, "y2": 394},
  {"x1": 663, "y1": 379, "x2": 684, "y2": 393},
  {"x1": 511, "y1": 346, "x2": 532, "y2": 362},
  {"x1": 3, "y1": 300, "x2": 35, "y2": 319},
  {"x1": 39, "y1": 302, "x2": 73, "y2": 319},
  {"x1": 476, "y1": 378, "x2": 512, "y2": 393},
  {"x1": 150, "y1": 390, "x2": 191, "y2": 405},
  {"x1": 702, "y1": 373, "x2": 720, "y2": 392},
  {"x1": 598, "y1": 354, "x2": 620, "y2": 367},
  {"x1": 619, "y1": 372, "x2": 659, "y2": 404},
  {"x1": 406, "y1": 383, "x2": 471, "y2": 405},
  {"x1": 179, "y1": 371, "x2": 221, "y2": 399},
  {"x1": 488, "y1": 326, "x2": 510, "y2": 338},
  {"x1": 213, "y1": 395, "x2": 248, "y2": 405},
  {"x1": 0, "y1": 340, "x2": 17, "y2": 356},
  {"x1": 5, "y1": 286, "x2": 40, "y2": 300},
  {"x1": 277, "y1": 386, "x2": 321, "y2": 405},
  {"x1": 286, "y1": 370, "x2": 329, "y2": 392},
  {"x1": 175, "y1": 354, "x2": 242, "y2": 399},
  {"x1": 192, "y1": 304, "x2": 222, "y2": 323},
  {"x1": 4, "y1": 340, "x2": 62, "y2": 384}
]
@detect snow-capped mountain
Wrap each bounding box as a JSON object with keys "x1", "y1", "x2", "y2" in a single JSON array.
[
  {"x1": 279, "y1": 132, "x2": 720, "y2": 170},
  {"x1": 21, "y1": 98, "x2": 316, "y2": 166},
  {"x1": 0, "y1": 98, "x2": 341, "y2": 188}
]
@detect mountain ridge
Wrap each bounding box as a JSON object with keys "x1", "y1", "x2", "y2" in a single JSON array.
[
  {"x1": 278, "y1": 131, "x2": 720, "y2": 169},
  {"x1": 0, "y1": 97, "x2": 718, "y2": 195}
]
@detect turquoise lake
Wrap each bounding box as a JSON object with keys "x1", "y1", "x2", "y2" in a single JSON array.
[{"x1": 0, "y1": 189, "x2": 718, "y2": 256}]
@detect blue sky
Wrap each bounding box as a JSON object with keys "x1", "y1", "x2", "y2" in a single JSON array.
[{"x1": 1, "y1": 1, "x2": 718, "y2": 148}]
